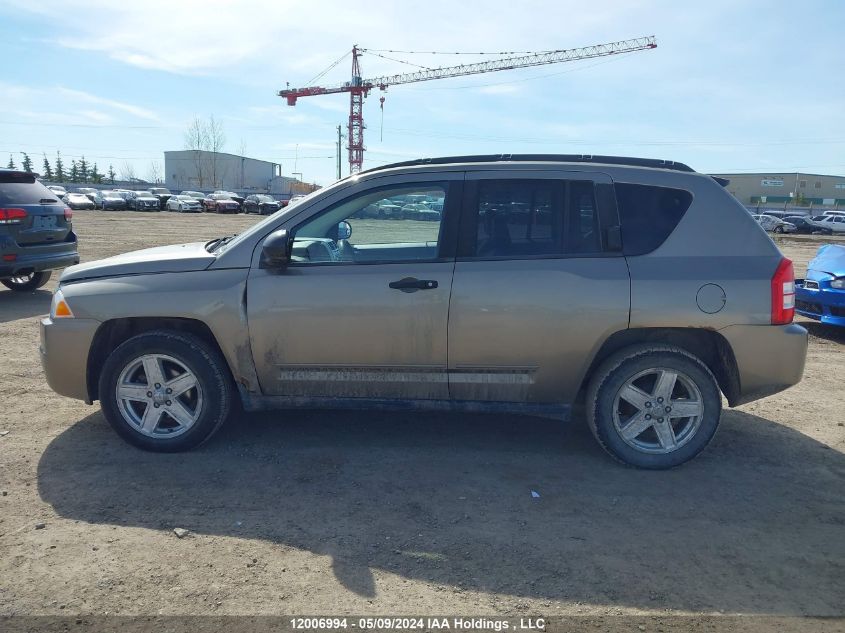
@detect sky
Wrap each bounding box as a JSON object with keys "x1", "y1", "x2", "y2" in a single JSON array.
[{"x1": 0, "y1": 0, "x2": 843, "y2": 186}]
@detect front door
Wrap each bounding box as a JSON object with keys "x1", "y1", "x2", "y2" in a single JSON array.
[
  {"x1": 247, "y1": 177, "x2": 462, "y2": 400},
  {"x1": 447, "y1": 171, "x2": 630, "y2": 405}
]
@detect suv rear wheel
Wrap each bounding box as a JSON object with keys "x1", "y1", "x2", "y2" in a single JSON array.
[
  {"x1": 1, "y1": 270, "x2": 52, "y2": 291},
  {"x1": 586, "y1": 345, "x2": 721, "y2": 469},
  {"x1": 98, "y1": 330, "x2": 233, "y2": 452}
]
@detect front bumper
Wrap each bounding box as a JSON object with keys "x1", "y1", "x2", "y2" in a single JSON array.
[
  {"x1": 795, "y1": 281, "x2": 845, "y2": 327},
  {"x1": 39, "y1": 316, "x2": 101, "y2": 402},
  {"x1": 719, "y1": 323, "x2": 808, "y2": 405},
  {"x1": 0, "y1": 233, "x2": 80, "y2": 278}
]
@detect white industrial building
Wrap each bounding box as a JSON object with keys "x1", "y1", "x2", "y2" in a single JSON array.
[{"x1": 164, "y1": 150, "x2": 317, "y2": 197}]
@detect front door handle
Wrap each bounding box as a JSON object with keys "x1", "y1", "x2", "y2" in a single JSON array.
[{"x1": 389, "y1": 277, "x2": 438, "y2": 293}]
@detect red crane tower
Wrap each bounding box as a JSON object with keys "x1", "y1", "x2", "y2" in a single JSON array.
[{"x1": 279, "y1": 36, "x2": 657, "y2": 174}]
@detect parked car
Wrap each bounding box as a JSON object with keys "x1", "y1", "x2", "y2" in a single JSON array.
[
  {"x1": 0, "y1": 169, "x2": 79, "y2": 291},
  {"x1": 111, "y1": 189, "x2": 134, "y2": 204},
  {"x1": 148, "y1": 187, "x2": 172, "y2": 209},
  {"x1": 39, "y1": 155, "x2": 808, "y2": 468},
  {"x1": 63, "y1": 192, "x2": 96, "y2": 210},
  {"x1": 795, "y1": 244, "x2": 845, "y2": 327},
  {"x1": 243, "y1": 194, "x2": 281, "y2": 215},
  {"x1": 203, "y1": 193, "x2": 240, "y2": 214},
  {"x1": 46, "y1": 185, "x2": 67, "y2": 199},
  {"x1": 810, "y1": 215, "x2": 845, "y2": 234},
  {"x1": 166, "y1": 195, "x2": 203, "y2": 213},
  {"x1": 751, "y1": 214, "x2": 796, "y2": 233},
  {"x1": 822, "y1": 210, "x2": 845, "y2": 218},
  {"x1": 180, "y1": 191, "x2": 205, "y2": 200},
  {"x1": 76, "y1": 187, "x2": 99, "y2": 202},
  {"x1": 213, "y1": 190, "x2": 244, "y2": 206},
  {"x1": 782, "y1": 215, "x2": 833, "y2": 235},
  {"x1": 93, "y1": 190, "x2": 129, "y2": 210},
  {"x1": 129, "y1": 190, "x2": 161, "y2": 211}
]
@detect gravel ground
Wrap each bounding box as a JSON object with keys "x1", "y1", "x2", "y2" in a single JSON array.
[{"x1": 0, "y1": 210, "x2": 843, "y2": 627}]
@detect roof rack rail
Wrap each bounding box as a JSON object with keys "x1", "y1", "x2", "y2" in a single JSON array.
[{"x1": 359, "y1": 154, "x2": 695, "y2": 175}]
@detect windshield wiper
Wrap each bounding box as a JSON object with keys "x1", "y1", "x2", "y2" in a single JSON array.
[{"x1": 205, "y1": 234, "x2": 237, "y2": 252}]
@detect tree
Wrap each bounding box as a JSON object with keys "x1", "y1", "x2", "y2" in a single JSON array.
[
  {"x1": 107, "y1": 164, "x2": 116, "y2": 184},
  {"x1": 7, "y1": 155, "x2": 15, "y2": 169},
  {"x1": 89, "y1": 163, "x2": 103, "y2": 184},
  {"x1": 55, "y1": 151, "x2": 66, "y2": 183},
  {"x1": 42, "y1": 154, "x2": 54, "y2": 180},
  {"x1": 147, "y1": 160, "x2": 163, "y2": 184},
  {"x1": 78, "y1": 156, "x2": 89, "y2": 183},
  {"x1": 183, "y1": 115, "x2": 226, "y2": 188},
  {"x1": 70, "y1": 160, "x2": 79, "y2": 182},
  {"x1": 21, "y1": 153, "x2": 33, "y2": 173},
  {"x1": 119, "y1": 162, "x2": 136, "y2": 182}
]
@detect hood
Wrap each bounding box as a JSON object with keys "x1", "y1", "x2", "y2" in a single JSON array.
[
  {"x1": 806, "y1": 244, "x2": 845, "y2": 280},
  {"x1": 60, "y1": 242, "x2": 216, "y2": 283}
]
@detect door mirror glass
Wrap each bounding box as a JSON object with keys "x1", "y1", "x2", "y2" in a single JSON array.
[
  {"x1": 260, "y1": 229, "x2": 291, "y2": 269},
  {"x1": 336, "y1": 220, "x2": 352, "y2": 240}
]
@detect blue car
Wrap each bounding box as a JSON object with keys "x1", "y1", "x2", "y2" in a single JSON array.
[{"x1": 795, "y1": 244, "x2": 845, "y2": 327}]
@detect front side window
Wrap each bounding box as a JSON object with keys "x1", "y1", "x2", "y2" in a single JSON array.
[
  {"x1": 292, "y1": 183, "x2": 447, "y2": 264},
  {"x1": 464, "y1": 179, "x2": 600, "y2": 258}
]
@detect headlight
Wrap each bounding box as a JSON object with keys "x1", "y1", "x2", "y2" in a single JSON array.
[
  {"x1": 50, "y1": 288, "x2": 75, "y2": 319},
  {"x1": 831, "y1": 278, "x2": 845, "y2": 290}
]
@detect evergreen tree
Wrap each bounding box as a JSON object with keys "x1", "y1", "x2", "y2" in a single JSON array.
[
  {"x1": 42, "y1": 154, "x2": 54, "y2": 180},
  {"x1": 55, "y1": 152, "x2": 66, "y2": 182},
  {"x1": 21, "y1": 153, "x2": 33, "y2": 173},
  {"x1": 70, "y1": 160, "x2": 79, "y2": 182},
  {"x1": 107, "y1": 164, "x2": 116, "y2": 184},
  {"x1": 6, "y1": 155, "x2": 15, "y2": 169},
  {"x1": 89, "y1": 163, "x2": 103, "y2": 184},
  {"x1": 78, "y1": 155, "x2": 89, "y2": 183}
]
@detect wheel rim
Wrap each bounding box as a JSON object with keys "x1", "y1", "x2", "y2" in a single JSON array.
[
  {"x1": 612, "y1": 367, "x2": 704, "y2": 454},
  {"x1": 115, "y1": 354, "x2": 203, "y2": 438},
  {"x1": 10, "y1": 273, "x2": 35, "y2": 285}
]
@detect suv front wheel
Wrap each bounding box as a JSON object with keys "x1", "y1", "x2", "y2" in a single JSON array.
[
  {"x1": 98, "y1": 330, "x2": 233, "y2": 452},
  {"x1": 586, "y1": 345, "x2": 721, "y2": 469}
]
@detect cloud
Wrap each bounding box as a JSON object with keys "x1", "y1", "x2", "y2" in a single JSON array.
[{"x1": 56, "y1": 88, "x2": 160, "y2": 121}]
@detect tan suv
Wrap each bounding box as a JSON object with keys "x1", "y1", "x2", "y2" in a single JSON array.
[{"x1": 39, "y1": 155, "x2": 808, "y2": 468}]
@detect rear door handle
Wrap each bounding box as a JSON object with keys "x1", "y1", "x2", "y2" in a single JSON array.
[{"x1": 389, "y1": 277, "x2": 438, "y2": 293}]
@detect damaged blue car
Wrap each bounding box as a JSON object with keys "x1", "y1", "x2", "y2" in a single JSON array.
[{"x1": 795, "y1": 244, "x2": 845, "y2": 327}]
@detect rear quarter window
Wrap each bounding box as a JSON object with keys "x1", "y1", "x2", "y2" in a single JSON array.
[{"x1": 615, "y1": 183, "x2": 693, "y2": 255}]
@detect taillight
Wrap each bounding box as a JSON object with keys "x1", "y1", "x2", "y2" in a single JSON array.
[
  {"x1": 64, "y1": 207, "x2": 73, "y2": 221},
  {"x1": 0, "y1": 208, "x2": 27, "y2": 224},
  {"x1": 771, "y1": 257, "x2": 795, "y2": 325}
]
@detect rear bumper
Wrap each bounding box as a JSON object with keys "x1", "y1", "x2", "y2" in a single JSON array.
[
  {"x1": 719, "y1": 323, "x2": 808, "y2": 405},
  {"x1": 39, "y1": 316, "x2": 101, "y2": 402},
  {"x1": 0, "y1": 233, "x2": 80, "y2": 278}
]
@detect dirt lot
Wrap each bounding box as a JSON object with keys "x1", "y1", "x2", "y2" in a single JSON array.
[{"x1": 0, "y1": 211, "x2": 843, "y2": 624}]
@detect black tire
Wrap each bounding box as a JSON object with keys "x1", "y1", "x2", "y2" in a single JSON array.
[
  {"x1": 98, "y1": 330, "x2": 233, "y2": 452},
  {"x1": 585, "y1": 345, "x2": 721, "y2": 469},
  {"x1": 1, "y1": 270, "x2": 52, "y2": 291},
  {"x1": 774, "y1": 225, "x2": 784, "y2": 234}
]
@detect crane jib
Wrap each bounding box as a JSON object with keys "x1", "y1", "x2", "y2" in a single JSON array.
[{"x1": 278, "y1": 36, "x2": 657, "y2": 174}]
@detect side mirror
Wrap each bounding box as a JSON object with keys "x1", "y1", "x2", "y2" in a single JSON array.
[
  {"x1": 260, "y1": 229, "x2": 291, "y2": 270},
  {"x1": 337, "y1": 220, "x2": 352, "y2": 240}
]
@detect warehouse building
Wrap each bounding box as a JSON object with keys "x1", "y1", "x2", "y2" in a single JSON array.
[
  {"x1": 710, "y1": 171, "x2": 845, "y2": 208},
  {"x1": 164, "y1": 150, "x2": 317, "y2": 197}
]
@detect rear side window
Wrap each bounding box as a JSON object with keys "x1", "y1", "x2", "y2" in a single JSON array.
[
  {"x1": 615, "y1": 183, "x2": 692, "y2": 255},
  {"x1": 466, "y1": 179, "x2": 601, "y2": 258},
  {"x1": 0, "y1": 178, "x2": 60, "y2": 205}
]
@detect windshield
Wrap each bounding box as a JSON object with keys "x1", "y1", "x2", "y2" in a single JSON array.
[
  {"x1": 214, "y1": 183, "x2": 334, "y2": 256},
  {"x1": 257, "y1": 195, "x2": 274, "y2": 202}
]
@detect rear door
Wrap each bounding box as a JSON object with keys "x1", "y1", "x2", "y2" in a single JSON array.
[
  {"x1": 0, "y1": 172, "x2": 70, "y2": 246},
  {"x1": 447, "y1": 170, "x2": 630, "y2": 405}
]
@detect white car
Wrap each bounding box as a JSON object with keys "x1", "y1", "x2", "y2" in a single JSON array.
[
  {"x1": 810, "y1": 215, "x2": 845, "y2": 234},
  {"x1": 751, "y1": 214, "x2": 797, "y2": 234}
]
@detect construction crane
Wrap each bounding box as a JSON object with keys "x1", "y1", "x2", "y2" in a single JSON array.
[{"x1": 279, "y1": 36, "x2": 657, "y2": 174}]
